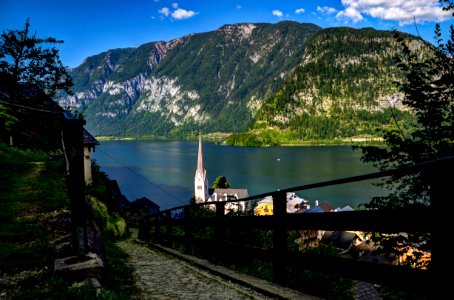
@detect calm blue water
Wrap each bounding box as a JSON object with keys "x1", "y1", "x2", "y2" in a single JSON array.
[{"x1": 93, "y1": 141, "x2": 385, "y2": 210}]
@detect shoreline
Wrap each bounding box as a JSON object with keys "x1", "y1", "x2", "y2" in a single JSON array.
[{"x1": 95, "y1": 135, "x2": 384, "y2": 147}]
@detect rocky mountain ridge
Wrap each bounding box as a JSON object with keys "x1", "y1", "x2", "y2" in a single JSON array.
[{"x1": 57, "y1": 21, "x2": 423, "y2": 140}]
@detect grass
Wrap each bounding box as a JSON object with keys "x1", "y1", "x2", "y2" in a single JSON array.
[
  {"x1": 0, "y1": 143, "x2": 77, "y2": 298},
  {"x1": 0, "y1": 143, "x2": 138, "y2": 299},
  {"x1": 0, "y1": 144, "x2": 68, "y2": 275}
]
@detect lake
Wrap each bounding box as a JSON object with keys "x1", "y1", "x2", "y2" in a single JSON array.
[{"x1": 93, "y1": 140, "x2": 386, "y2": 210}]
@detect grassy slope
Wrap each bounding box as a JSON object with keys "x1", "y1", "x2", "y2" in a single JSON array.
[{"x1": 0, "y1": 144, "x2": 137, "y2": 299}]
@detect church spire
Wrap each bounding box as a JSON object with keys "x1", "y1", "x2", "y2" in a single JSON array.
[
  {"x1": 197, "y1": 136, "x2": 204, "y2": 172},
  {"x1": 194, "y1": 136, "x2": 208, "y2": 203}
]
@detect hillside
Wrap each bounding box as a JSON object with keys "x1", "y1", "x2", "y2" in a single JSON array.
[
  {"x1": 226, "y1": 27, "x2": 426, "y2": 145},
  {"x1": 58, "y1": 22, "x2": 427, "y2": 142}
]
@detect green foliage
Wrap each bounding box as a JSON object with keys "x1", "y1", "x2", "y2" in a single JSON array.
[
  {"x1": 87, "y1": 161, "x2": 128, "y2": 238},
  {"x1": 88, "y1": 196, "x2": 127, "y2": 238},
  {"x1": 354, "y1": 18, "x2": 454, "y2": 275},
  {"x1": 0, "y1": 104, "x2": 18, "y2": 136},
  {"x1": 358, "y1": 27, "x2": 454, "y2": 209},
  {"x1": 225, "y1": 128, "x2": 307, "y2": 146},
  {"x1": 0, "y1": 19, "x2": 72, "y2": 100},
  {"x1": 211, "y1": 175, "x2": 230, "y2": 188}
]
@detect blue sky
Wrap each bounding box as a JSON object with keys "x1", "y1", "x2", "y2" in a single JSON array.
[{"x1": 1, "y1": 0, "x2": 453, "y2": 68}]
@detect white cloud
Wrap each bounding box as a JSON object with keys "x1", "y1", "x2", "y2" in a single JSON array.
[
  {"x1": 236, "y1": 4, "x2": 242, "y2": 10},
  {"x1": 159, "y1": 7, "x2": 170, "y2": 17},
  {"x1": 272, "y1": 10, "x2": 283, "y2": 17},
  {"x1": 336, "y1": 0, "x2": 451, "y2": 25},
  {"x1": 295, "y1": 8, "x2": 305, "y2": 14},
  {"x1": 317, "y1": 6, "x2": 337, "y2": 15},
  {"x1": 172, "y1": 8, "x2": 196, "y2": 20},
  {"x1": 158, "y1": 5, "x2": 196, "y2": 21},
  {"x1": 336, "y1": 7, "x2": 364, "y2": 23}
]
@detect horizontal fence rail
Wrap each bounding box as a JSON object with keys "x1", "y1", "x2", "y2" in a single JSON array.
[{"x1": 139, "y1": 156, "x2": 453, "y2": 297}]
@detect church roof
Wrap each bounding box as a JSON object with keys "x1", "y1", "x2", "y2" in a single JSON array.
[
  {"x1": 209, "y1": 188, "x2": 249, "y2": 200},
  {"x1": 319, "y1": 201, "x2": 335, "y2": 212},
  {"x1": 83, "y1": 129, "x2": 99, "y2": 146}
]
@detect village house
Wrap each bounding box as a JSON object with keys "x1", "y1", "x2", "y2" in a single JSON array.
[
  {"x1": 254, "y1": 192, "x2": 309, "y2": 216},
  {"x1": 124, "y1": 197, "x2": 160, "y2": 225},
  {"x1": 207, "y1": 188, "x2": 250, "y2": 213},
  {"x1": 107, "y1": 179, "x2": 130, "y2": 214},
  {"x1": 294, "y1": 200, "x2": 348, "y2": 250}
]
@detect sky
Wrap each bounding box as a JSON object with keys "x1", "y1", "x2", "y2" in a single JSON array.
[{"x1": 1, "y1": 0, "x2": 453, "y2": 68}]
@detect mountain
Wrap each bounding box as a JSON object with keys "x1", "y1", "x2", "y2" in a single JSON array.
[
  {"x1": 59, "y1": 21, "x2": 322, "y2": 137},
  {"x1": 58, "y1": 22, "x2": 427, "y2": 142},
  {"x1": 226, "y1": 27, "x2": 428, "y2": 145}
]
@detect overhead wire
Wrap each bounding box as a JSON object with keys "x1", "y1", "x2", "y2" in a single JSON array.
[
  {"x1": 0, "y1": 100, "x2": 63, "y2": 114},
  {"x1": 96, "y1": 147, "x2": 188, "y2": 206},
  {"x1": 1, "y1": 99, "x2": 188, "y2": 205}
]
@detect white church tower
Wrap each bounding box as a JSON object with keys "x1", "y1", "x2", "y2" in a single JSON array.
[{"x1": 194, "y1": 137, "x2": 208, "y2": 203}]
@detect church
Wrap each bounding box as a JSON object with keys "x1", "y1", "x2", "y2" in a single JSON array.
[{"x1": 194, "y1": 138, "x2": 250, "y2": 213}]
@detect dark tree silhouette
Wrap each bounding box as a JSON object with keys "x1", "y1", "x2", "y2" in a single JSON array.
[
  {"x1": 354, "y1": 2, "x2": 453, "y2": 272},
  {"x1": 0, "y1": 19, "x2": 73, "y2": 102}
]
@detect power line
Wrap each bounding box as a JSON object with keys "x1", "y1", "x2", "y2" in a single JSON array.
[
  {"x1": 0, "y1": 100, "x2": 63, "y2": 114},
  {"x1": 1, "y1": 99, "x2": 188, "y2": 205},
  {"x1": 97, "y1": 147, "x2": 188, "y2": 206}
]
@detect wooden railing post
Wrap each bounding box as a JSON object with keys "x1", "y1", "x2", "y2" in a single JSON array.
[
  {"x1": 165, "y1": 211, "x2": 172, "y2": 246},
  {"x1": 154, "y1": 213, "x2": 162, "y2": 243},
  {"x1": 184, "y1": 206, "x2": 192, "y2": 254},
  {"x1": 138, "y1": 216, "x2": 150, "y2": 241},
  {"x1": 215, "y1": 202, "x2": 226, "y2": 263},
  {"x1": 272, "y1": 191, "x2": 287, "y2": 284},
  {"x1": 430, "y1": 158, "x2": 453, "y2": 289},
  {"x1": 63, "y1": 113, "x2": 87, "y2": 256}
]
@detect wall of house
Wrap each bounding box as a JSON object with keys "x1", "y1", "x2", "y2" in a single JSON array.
[
  {"x1": 84, "y1": 147, "x2": 93, "y2": 185},
  {"x1": 254, "y1": 202, "x2": 273, "y2": 216}
]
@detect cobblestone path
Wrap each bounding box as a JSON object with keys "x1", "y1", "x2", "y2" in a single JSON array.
[{"x1": 116, "y1": 232, "x2": 271, "y2": 300}]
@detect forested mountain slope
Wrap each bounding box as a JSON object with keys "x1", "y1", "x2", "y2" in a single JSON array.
[{"x1": 58, "y1": 22, "x2": 428, "y2": 142}]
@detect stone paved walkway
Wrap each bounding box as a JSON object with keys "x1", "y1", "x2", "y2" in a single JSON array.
[{"x1": 116, "y1": 231, "x2": 272, "y2": 300}]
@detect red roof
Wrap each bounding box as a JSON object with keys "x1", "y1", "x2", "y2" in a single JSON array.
[{"x1": 319, "y1": 201, "x2": 334, "y2": 212}]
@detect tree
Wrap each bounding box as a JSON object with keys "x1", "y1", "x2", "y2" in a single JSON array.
[
  {"x1": 0, "y1": 104, "x2": 17, "y2": 142},
  {"x1": 0, "y1": 19, "x2": 72, "y2": 102},
  {"x1": 355, "y1": 2, "x2": 453, "y2": 269},
  {"x1": 212, "y1": 176, "x2": 230, "y2": 189}
]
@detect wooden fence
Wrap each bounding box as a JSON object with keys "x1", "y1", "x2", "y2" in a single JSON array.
[{"x1": 140, "y1": 156, "x2": 453, "y2": 296}]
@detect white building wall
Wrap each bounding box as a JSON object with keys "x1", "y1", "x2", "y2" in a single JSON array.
[{"x1": 84, "y1": 147, "x2": 93, "y2": 185}]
